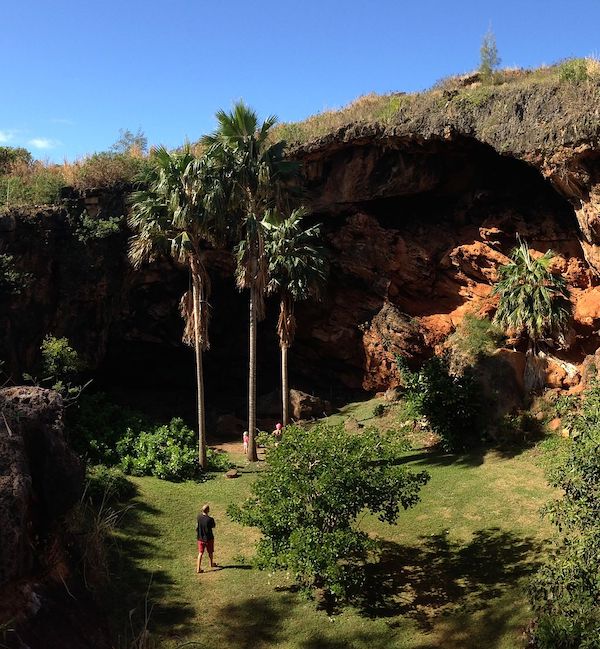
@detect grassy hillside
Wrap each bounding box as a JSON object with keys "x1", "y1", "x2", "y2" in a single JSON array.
[{"x1": 104, "y1": 400, "x2": 557, "y2": 649}]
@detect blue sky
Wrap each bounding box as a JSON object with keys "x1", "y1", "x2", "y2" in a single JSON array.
[{"x1": 2, "y1": 0, "x2": 599, "y2": 161}]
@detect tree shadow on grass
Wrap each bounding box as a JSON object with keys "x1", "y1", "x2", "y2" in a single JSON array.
[
  {"x1": 103, "y1": 499, "x2": 195, "y2": 644},
  {"x1": 357, "y1": 528, "x2": 545, "y2": 648}
]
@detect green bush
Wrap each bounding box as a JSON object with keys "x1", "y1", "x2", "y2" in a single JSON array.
[
  {"x1": 558, "y1": 58, "x2": 588, "y2": 84},
  {"x1": 398, "y1": 355, "x2": 484, "y2": 451},
  {"x1": 228, "y1": 422, "x2": 429, "y2": 600},
  {"x1": 446, "y1": 315, "x2": 504, "y2": 373},
  {"x1": 207, "y1": 448, "x2": 234, "y2": 472},
  {"x1": 67, "y1": 392, "x2": 147, "y2": 465},
  {"x1": 0, "y1": 253, "x2": 31, "y2": 298},
  {"x1": 0, "y1": 166, "x2": 65, "y2": 207},
  {"x1": 85, "y1": 465, "x2": 136, "y2": 505},
  {"x1": 73, "y1": 210, "x2": 124, "y2": 243},
  {"x1": 118, "y1": 417, "x2": 199, "y2": 481},
  {"x1": 529, "y1": 381, "x2": 600, "y2": 647}
]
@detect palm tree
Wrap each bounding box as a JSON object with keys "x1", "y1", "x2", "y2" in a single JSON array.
[
  {"x1": 202, "y1": 102, "x2": 298, "y2": 461},
  {"x1": 128, "y1": 146, "x2": 224, "y2": 469},
  {"x1": 265, "y1": 208, "x2": 327, "y2": 425},
  {"x1": 493, "y1": 236, "x2": 571, "y2": 393}
]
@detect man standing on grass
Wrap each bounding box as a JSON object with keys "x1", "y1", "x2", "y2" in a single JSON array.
[{"x1": 196, "y1": 503, "x2": 217, "y2": 573}]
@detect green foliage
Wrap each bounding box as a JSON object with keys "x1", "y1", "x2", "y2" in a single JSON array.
[
  {"x1": 228, "y1": 422, "x2": 429, "y2": 600},
  {"x1": 41, "y1": 334, "x2": 81, "y2": 377},
  {"x1": 375, "y1": 95, "x2": 405, "y2": 123},
  {"x1": 0, "y1": 166, "x2": 65, "y2": 207},
  {"x1": 456, "y1": 85, "x2": 495, "y2": 108},
  {"x1": 558, "y1": 58, "x2": 589, "y2": 84},
  {"x1": 446, "y1": 315, "x2": 504, "y2": 373},
  {"x1": 0, "y1": 146, "x2": 32, "y2": 173},
  {"x1": 110, "y1": 128, "x2": 148, "y2": 155},
  {"x1": 206, "y1": 448, "x2": 235, "y2": 472},
  {"x1": 529, "y1": 381, "x2": 600, "y2": 647},
  {"x1": 73, "y1": 210, "x2": 124, "y2": 243},
  {"x1": 118, "y1": 417, "x2": 200, "y2": 481},
  {"x1": 85, "y1": 465, "x2": 136, "y2": 505},
  {"x1": 74, "y1": 152, "x2": 150, "y2": 189},
  {"x1": 493, "y1": 237, "x2": 571, "y2": 350},
  {"x1": 0, "y1": 253, "x2": 31, "y2": 298},
  {"x1": 479, "y1": 28, "x2": 501, "y2": 81},
  {"x1": 398, "y1": 355, "x2": 484, "y2": 451},
  {"x1": 67, "y1": 392, "x2": 147, "y2": 465},
  {"x1": 25, "y1": 334, "x2": 88, "y2": 400}
]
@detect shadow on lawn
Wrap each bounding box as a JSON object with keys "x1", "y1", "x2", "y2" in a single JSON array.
[
  {"x1": 215, "y1": 595, "x2": 393, "y2": 649},
  {"x1": 104, "y1": 499, "x2": 195, "y2": 643},
  {"x1": 357, "y1": 527, "x2": 545, "y2": 647}
]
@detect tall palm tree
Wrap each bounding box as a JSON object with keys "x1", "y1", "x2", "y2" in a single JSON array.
[
  {"x1": 493, "y1": 236, "x2": 571, "y2": 393},
  {"x1": 202, "y1": 102, "x2": 298, "y2": 461},
  {"x1": 265, "y1": 208, "x2": 327, "y2": 425},
  {"x1": 128, "y1": 146, "x2": 224, "y2": 468}
]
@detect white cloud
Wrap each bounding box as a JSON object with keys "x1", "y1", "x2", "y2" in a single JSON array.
[{"x1": 28, "y1": 137, "x2": 61, "y2": 150}]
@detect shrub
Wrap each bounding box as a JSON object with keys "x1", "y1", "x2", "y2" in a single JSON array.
[
  {"x1": 529, "y1": 381, "x2": 600, "y2": 647},
  {"x1": 0, "y1": 253, "x2": 31, "y2": 298},
  {"x1": 558, "y1": 58, "x2": 588, "y2": 84},
  {"x1": 73, "y1": 152, "x2": 150, "y2": 189},
  {"x1": 73, "y1": 210, "x2": 124, "y2": 243},
  {"x1": 0, "y1": 165, "x2": 65, "y2": 207},
  {"x1": 85, "y1": 465, "x2": 136, "y2": 505},
  {"x1": 228, "y1": 422, "x2": 429, "y2": 600},
  {"x1": 118, "y1": 417, "x2": 199, "y2": 481},
  {"x1": 398, "y1": 355, "x2": 484, "y2": 451},
  {"x1": 446, "y1": 314, "x2": 504, "y2": 374},
  {"x1": 207, "y1": 448, "x2": 234, "y2": 472},
  {"x1": 67, "y1": 392, "x2": 147, "y2": 465}
]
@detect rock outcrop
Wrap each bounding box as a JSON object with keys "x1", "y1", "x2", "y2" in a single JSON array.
[
  {"x1": 4, "y1": 83, "x2": 600, "y2": 401},
  {"x1": 0, "y1": 386, "x2": 110, "y2": 649}
]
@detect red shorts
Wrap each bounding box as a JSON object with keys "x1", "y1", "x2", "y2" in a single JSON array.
[{"x1": 197, "y1": 539, "x2": 214, "y2": 554}]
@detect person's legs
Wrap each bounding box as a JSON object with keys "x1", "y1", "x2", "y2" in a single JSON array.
[
  {"x1": 207, "y1": 540, "x2": 216, "y2": 568},
  {"x1": 197, "y1": 541, "x2": 205, "y2": 573}
]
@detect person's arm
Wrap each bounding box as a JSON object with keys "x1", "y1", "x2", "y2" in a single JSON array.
[{"x1": 211, "y1": 517, "x2": 216, "y2": 529}]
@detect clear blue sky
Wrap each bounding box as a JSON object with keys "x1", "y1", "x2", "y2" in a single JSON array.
[{"x1": 2, "y1": 0, "x2": 599, "y2": 161}]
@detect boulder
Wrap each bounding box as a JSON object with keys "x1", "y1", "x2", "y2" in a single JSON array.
[
  {"x1": 0, "y1": 387, "x2": 83, "y2": 587},
  {"x1": 289, "y1": 389, "x2": 333, "y2": 420}
]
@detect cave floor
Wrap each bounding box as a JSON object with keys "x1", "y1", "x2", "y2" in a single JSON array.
[{"x1": 104, "y1": 399, "x2": 558, "y2": 649}]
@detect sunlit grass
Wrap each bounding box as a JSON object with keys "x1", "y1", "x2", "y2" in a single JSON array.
[{"x1": 104, "y1": 397, "x2": 556, "y2": 649}]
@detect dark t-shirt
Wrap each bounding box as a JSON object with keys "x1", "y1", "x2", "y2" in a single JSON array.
[{"x1": 196, "y1": 513, "x2": 216, "y2": 541}]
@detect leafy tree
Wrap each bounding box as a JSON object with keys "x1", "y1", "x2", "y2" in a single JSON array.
[
  {"x1": 202, "y1": 101, "x2": 298, "y2": 460},
  {"x1": 228, "y1": 422, "x2": 429, "y2": 600},
  {"x1": 110, "y1": 128, "x2": 148, "y2": 155},
  {"x1": 0, "y1": 253, "x2": 31, "y2": 298},
  {"x1": 479, "y1": 28, "x2": 501, "y2": 81},
  {"x1": 529, "y1": 381, "x2": 600, "y2": 647},
  {"x1": 398, "y1": 355, "x2": 484, "y2": 451},
  {"x1": 492, "y1": 237, "x2": 571, "y2": 393},
  {"x1": 129, "y1": 146, "x2": 225, "y2": 468},
  {"x1": 0, "y1": 146, "x2": 32, "y2": 174},
  {"x1": 265, "y1": 207, "x2": 327, "y2": 425}
]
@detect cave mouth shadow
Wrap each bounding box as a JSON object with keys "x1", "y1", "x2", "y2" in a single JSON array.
[{"x1": 354, "y1": 527, "x2": 545, "y2": 634}]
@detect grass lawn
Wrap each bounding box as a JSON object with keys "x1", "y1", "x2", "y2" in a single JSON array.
[{"x1": 104, "y1": 401, "x2": 556, "y2": 649}]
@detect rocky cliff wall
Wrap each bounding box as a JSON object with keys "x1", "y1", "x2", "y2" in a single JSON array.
[{"x1": 3, "y1": 87, "x2": 600, "y2": 407}]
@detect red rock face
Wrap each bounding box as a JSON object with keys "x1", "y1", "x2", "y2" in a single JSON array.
[{"x1": 4, "y1": 134, "x2": 600, "y2": 402}]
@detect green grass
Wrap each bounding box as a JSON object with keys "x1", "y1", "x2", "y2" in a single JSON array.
[{"x1": 104, "y1": 402, "x2": 556, "y2": 649}]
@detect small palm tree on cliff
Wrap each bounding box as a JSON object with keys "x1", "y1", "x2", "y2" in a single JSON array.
[
  {"x1": 128, "y1": 146, "x2": 224, "y2": 469},
  {"x1": 202, "y1": 101, "x2": 298, "y2": 460},
  {"x1": 493, "y1": 236, "x2": 571, "y2": 393},
  {"x1": 265, "y1": 208, "x2": 328, "y2": 425}
]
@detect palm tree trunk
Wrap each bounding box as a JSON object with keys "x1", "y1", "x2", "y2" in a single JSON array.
[
  {"x1": 247, "y1": 285, "x2": 258, "y2": 461},
  {"x1": 524, "y1": 343, "x2": 547, "y2": 395},
  {"x1": 281, "y1": 344, "x2": 289, "y2": 426},
  {"x1": 192, "y1": 276, "x2": 207, "y2": 469}
]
